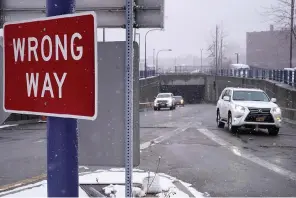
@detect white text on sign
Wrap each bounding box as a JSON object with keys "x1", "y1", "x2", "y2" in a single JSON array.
[{"x1": 12, "y1": 33, "x2": 83, "y2": 98}]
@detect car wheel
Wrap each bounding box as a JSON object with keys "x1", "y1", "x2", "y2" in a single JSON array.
[
  {"x1": 216, "y1": 110, "x2": 225, "y2": 128},
  {"x1": 268, "y1": 127, "x2": 279, "y2": 136},
  {"x1": 228, "y1": 113, "x2": 238, "y2": 133},
  {"x1": 154, "y1": 107, "x2": 158, "y2": 111},
  {"x1": 170, "y1": 106, "x2": 173, "y2": 110}
]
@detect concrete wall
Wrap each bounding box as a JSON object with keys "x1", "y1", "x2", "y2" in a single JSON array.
[
  {"x1": 154, "y1": 74, "x2": 296, "y2": 121},
  {"x1": 139, "y1": 76, "x2": 160, "y2": 103}
]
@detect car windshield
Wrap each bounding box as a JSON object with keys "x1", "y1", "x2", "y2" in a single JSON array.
[
  {"x1": 232, "y1": 91, "x2": 270, "y2": 102},
  {"x1": 157, "y1": 94, "x2": 171, "y2": 98}
]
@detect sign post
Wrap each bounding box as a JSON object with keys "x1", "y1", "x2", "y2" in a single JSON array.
[
  {"x1": 124, "y1": 0, "x2": 134, "y2": 197},
  {"x1": 3, "y1": 1, "x2": 97, "y2": 197},
  {"x1": 46, "y1": 1, "x2": 77, "y2": 196}
]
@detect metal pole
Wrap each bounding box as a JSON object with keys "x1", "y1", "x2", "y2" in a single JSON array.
[
  {"x1": 46, "y1": 0, "x2": 78, "y2": 197},
  {"x1": 156, "y1": 50, "x2": 160, "y2": 74},
  {"x1": 200, "y1": 49, "x2": 203, "y2": 72},
  {"x1": 125, "y1": 0, "x2": 134, "y2": 197},
  {"x1": 153, "y1": 49, "x2": 155, "y2": 68},
  {"x1": 290, "y1": 0, "x2": 295, "y2": 68},
  {"x1": 215, "y1": 25, "x2": 218, "y2": 100},
  {"x1": 156, "y1": 49, "x2": 171, "y2": 75},
  {"x1": 103, "y1": 28, "x2": 106, "y2": 42},
  {"x1": 236, "y1": 53, "x2": 239, "y2": 64},
  {"x1": 0, "y1": 0, "x2": 4, "y2": 28},
  {"x1": 136, "y1": 33, "x2": 140, "y2": 57},
  {"x1": 144, "y1": 29, "x2": 161, "y2": 78}
]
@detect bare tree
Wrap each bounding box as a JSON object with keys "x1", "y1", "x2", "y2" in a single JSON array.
[
  {"x1": 207, "y1": 25, "x2": 228, "y2": 69},
  {"x1": 264, "y1": 0, "x2": 295, "y2": 67}
]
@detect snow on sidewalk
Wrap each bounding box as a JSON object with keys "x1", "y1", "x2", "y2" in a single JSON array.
[{"x1": 0, "y1": 168, "x2": 204, "y2": 198}]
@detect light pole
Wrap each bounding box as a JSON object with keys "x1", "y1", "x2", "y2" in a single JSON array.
[
  {"x1": 200, "y1": 49, "x2": 203, "y2": 72},
  {"x1": 156, "y1": 49, "x2": 172, "y2": 75},
  {"x1": 135, "y1": 33, "x2": 140, "y2": 53},
  {"x1": 144, "y1": 28, "x2": 162, "y2": 78},
  {"x1": 235, "y1": 53, "x2": 239, "y2": 64}
]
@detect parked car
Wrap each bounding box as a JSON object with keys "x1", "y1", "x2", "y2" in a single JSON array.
[
  {"x1": 216, "y1": 87, "x2": 282, "y2": 136},
  {"x1": 173, "y1": 96, "x2": 185, "y2": 106},
  {"x1": 154, "y1": 93, "x2": 176, "y2": 111}
]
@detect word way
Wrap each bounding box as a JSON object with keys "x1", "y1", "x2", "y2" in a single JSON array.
[{"x1": 26, "y1": 72, "x2": 67, "y2": 98}]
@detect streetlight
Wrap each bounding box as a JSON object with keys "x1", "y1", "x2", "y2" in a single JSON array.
[
  {"x1": 235, "y1": 53, "x2": 239, "y2": 64},
  {"x1": 200, "y1": 49, "x2": 203, "y2": 72},
  {"x1": 135, "y1": 33, "x2": 140, "y2": 54},
  {"x1": 144, "y1": 28, "x2": 163, "y2": 78},
  {"x1": 156, "y1": 49, "x2": 172, "y2": 75}
]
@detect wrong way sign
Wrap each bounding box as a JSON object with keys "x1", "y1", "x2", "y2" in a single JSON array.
[{"x1": 3, "y1": 12, "x2": 98, "y2": 120}]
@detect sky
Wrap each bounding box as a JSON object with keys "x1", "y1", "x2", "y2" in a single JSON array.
[{"x1": 98, "y1": 0, "x2": 279, "y2": 65}]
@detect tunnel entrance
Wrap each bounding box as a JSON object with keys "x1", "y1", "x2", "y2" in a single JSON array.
[{"x1": 160, "y1": 85, "x2": 205, "y2": 104}]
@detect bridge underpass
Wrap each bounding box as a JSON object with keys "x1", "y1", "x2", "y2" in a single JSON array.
[{"x1": 1, "y1": 74, "x2": 296, "y2": 197}]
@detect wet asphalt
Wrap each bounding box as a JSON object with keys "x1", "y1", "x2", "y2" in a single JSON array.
[{"x1": 1, "y1": 104, "x2": 296, "y2": 196}]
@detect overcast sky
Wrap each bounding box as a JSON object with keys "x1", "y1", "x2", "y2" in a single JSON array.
[{"x1": 99, "y1": 0, "x2": 278, "y2": 63}]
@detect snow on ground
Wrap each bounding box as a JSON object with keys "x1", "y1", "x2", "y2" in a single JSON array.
[{"x1": 0, "y1": 169, "x2": 204, "y2": 198}]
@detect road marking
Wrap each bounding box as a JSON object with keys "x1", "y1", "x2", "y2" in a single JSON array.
[
  {"x1": 140, "y1": 122, "x2": 192, "y2": 150},
  {"x1": 0, "y1": 174, "x2": 46, "y2": 193},
  {"x1": 0, "y1": 122, "x2": 192, "y2": 193},
  {"x1": 198, "y1": 128, "x2": 296, "y2": 181},
  {"x1": 34, "y1": 139, "x2": 44, "y2": 143}
]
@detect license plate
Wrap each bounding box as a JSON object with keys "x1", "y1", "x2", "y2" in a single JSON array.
[{"x1": 256, "y1": 117, "x2": 265, "y2": 121}]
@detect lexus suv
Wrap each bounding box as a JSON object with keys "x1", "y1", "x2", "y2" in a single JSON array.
[
  {"x1": 216, "y1": 87, "x2": 282, "y2": 136},
  {"x1": 154, "y1": 93, "x2": 176, "y2": 111}
]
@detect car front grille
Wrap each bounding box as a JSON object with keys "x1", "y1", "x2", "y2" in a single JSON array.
[
  {"x1": 157, "y1": 100, "x2": 168, "y2": 103},
  {"x1": 244, "y1": 107, "x2": 274, "y2": 123}
]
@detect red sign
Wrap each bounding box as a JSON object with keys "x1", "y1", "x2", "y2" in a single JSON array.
[{"x1": 3, "y1": 12, "x2": 97, "y2": 120}]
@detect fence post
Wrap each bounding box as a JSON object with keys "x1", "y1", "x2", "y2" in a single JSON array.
[
  {"x1": 284, "y1": 70, "x2": 288, "y2": 84},
  {"x1": 294, "y1": 71, "x2": 296, "y2": 87},
  {"x1": 289, "y1": 71, "x2": 293, "y2": 86}
]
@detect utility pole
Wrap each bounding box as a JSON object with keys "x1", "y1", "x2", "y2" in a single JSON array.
[
  {"x1": 103, "y1": 28, "x2": 106, "y2": 42},
  {"x1": 290, "y1": 0, "x2": 295, "y2": 68},
  {"x1": 153, "y1": 49, "x2": 155, "y2": 68},
  {"x1": 220, "y1": 35, "x2": 223, "y2": 70},
  {"x1": 200, "y1": 49, "x2": 203, "y2": 72},
  {"x1": 235, "y1": 53, "x2": 239, "y2": 64},
  {"x1": 215, "y1": 25, "x2": 218, "y2": 101}
]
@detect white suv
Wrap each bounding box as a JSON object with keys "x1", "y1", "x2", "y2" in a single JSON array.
[
  {"x1": 216, "y1": 87, "x2": 282, "y2": 136},
  {"x1": 154, "y1": 93, "x2": 176, "y2": 111}
]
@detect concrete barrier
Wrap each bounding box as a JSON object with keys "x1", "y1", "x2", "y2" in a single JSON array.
[{"x1": 139, "y1": 102, "x2": 153, "y2": 111}]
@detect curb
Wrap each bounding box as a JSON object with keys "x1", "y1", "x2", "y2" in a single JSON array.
[{"x1": 139, "y1": 102, "x2": 153, "y2": 112}]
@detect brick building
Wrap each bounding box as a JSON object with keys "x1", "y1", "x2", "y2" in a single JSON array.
[{"x1": 246, "y1": 25, "x2": 296, "y2": 69}]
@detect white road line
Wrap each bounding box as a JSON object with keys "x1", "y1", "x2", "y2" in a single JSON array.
[
  {"x1": 198, "y1": 128, "x2": 296, "y2": 181},
  {"x1": 33, "y1": 139, "x2": 44, "y2": 143},
  {"x1": 140, "y1": 122, "x2": 192, "y2": 150}
]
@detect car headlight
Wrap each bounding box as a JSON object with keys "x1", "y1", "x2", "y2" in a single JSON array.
[
  {"x1": 234, "y1": 105, "x2": 245, "y2": 112},
  {"x1": 272, "y1": 107, "x2": 281, "y2": 114}
]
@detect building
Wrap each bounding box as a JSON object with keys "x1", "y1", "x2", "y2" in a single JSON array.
[{"x1": 246, "y1": 25, "x2": 296, "y2": 69}]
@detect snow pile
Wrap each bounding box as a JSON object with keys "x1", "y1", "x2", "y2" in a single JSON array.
[{"x1": 0, "y1": 168, "x2": 204, "y2": 198}]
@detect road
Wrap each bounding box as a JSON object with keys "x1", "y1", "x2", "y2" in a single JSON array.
[{"x1": 1, "y1": 104, "x2": 296, "y2": 196}]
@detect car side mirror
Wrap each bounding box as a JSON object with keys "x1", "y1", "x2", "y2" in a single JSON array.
[
  {"x1": 223, "y1": 96, "x2": 230, "y2": 101},
  {"x1": 271, "y1": 98, "x2": 277, "y2": 103}
]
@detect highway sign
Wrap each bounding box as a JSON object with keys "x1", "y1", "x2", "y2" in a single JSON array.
[
  {"x1": 3, "y1": 12, "x2": 98, "y2": 120},
  {"x1": 0, "y1": 0, "x2": 164, "y2": 28}
]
